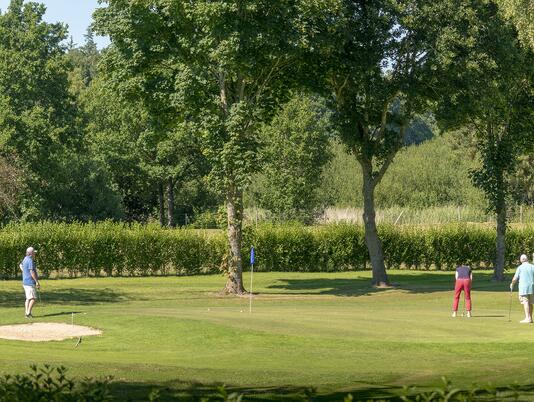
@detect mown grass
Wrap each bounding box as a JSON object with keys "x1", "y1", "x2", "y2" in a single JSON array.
[{"x1": 1, "y1": 270, "x2": 533, "y2": 400}]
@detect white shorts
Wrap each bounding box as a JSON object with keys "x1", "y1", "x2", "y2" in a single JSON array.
[{"x1": 23, "y1": 285, "x2": 36, "y2": 300}]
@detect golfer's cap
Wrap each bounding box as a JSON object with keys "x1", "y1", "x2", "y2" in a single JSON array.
[
  {"x1": 26, "y1": 247, "x2": 37, "y2": 254},
  {"x1": 520, "y1": 254, "x2": 528, "y2": 262}
]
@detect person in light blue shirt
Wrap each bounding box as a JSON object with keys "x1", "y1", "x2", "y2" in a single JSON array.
[
  {"x1": 19, "y1": 247, "x2": 40, "y2": 318},
  {"x1": 510, "y1": 254, "x2": 534, "y2": 323}
]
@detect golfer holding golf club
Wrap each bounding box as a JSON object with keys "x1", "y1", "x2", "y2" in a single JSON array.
[
  {"x1": 452, "y1": 264, "x2": 472, "y2": 317},
  {"x1": 20, "y1": 246, "x2": 40, "y2": 319},
  {"x1": 510, "y1": 254, "x2": 534, "y2": 324}
]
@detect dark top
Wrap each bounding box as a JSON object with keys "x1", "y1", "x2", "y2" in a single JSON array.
[{"x1": 456, "y1": 265, "x2": 471, "y2": 279}]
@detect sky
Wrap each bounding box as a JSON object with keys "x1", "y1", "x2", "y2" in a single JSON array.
[{"x1": 0, "y1": 0, "x2": 110, "y2": 49}]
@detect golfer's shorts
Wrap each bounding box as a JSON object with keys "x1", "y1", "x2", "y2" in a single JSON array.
[
  {"x1": 23, "y1": 285, "x2": 36, "y2": 300},
  {"x1": 519, "y1": 294, "x2": 534, "y2": 305}
]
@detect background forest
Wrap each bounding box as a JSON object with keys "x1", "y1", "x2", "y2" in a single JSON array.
[
  {"x1": 0, "y1": 1, "x2": 531, "y2": 229},
  {"x1": 1, "y1": 0, "x2": 533, "y2": 289}
]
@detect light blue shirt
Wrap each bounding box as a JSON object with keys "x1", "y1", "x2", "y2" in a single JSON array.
[
  {"x1": 513, "y1": 262, "x2": 534, "y2": 296},
  {"x1": 21, "y1": 256, "x2": 37, "y2": 286}
]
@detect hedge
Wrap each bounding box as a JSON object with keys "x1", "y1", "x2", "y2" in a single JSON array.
[
  {"x1": 0, "y1": 222, "x2": 226, "y2": 279},
  {"x1": 248, "y1": 223, "x2": 534, "y2": 272},
  {"x1": 0, "y1": 222, "x2": 532, "y2": 279}
]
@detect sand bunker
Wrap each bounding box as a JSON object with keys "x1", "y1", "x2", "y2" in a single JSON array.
[{"x1": 0, "y1": 323, "x2": 102, "y2": 342}]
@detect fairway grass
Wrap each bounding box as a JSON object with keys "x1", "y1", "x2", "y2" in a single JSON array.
[{"x1": 1, "y1": 270, "x2": 533, "y2": 400}]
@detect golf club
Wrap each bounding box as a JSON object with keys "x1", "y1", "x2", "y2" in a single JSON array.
[{"x1": 461, "y1": 291, "x2": 466, "y2": 317}]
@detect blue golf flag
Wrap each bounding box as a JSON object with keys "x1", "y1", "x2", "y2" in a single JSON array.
[{"x1": 250, "y1": 247, "x2": 255, "y2": 265}]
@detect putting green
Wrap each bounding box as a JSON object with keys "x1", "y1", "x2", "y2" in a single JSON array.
[{"x1": 0, "y1": 270, "x2": 532, "y2": 399}]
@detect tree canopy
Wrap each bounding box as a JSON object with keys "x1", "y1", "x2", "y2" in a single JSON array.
[
  {"x1": 433, "y1": 0, "x2": 534, "y2": 279},
  {"x1": 0, "y1": 0, "x2": 121, "y2": 221},
  {"x1": 0, "y1": 0, "x2": 531, "y2": 286},
  {"x1": 93, "y1": 0, "x2": 338, "y2": 293},
  {"x1": 498, "y1": 0, "x2": 534, "y2": 50}
]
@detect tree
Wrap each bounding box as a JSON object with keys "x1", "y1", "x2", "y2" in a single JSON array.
[
  {"x1": 82, "y1": 75, "x2": 156, "y2": 222},
  {"x1": 83, "y1": 46, "x2": 209, "y2": 226},
  {"x1": 498, "y1": 0, "x2": 534, "y2": 50},
  {"x1": 67, "y1": 28, "x2": 100, "y2": 96},
  {"x1": 433, "y1": 0, "x2": 534, "y2": 280},
  {"x1": 0, "y1": 0, "x2": 72, "y2": 166},
  {"x1": 318, "y1": 0, "x2": 466, "y2": 285},
  {"x1": 0, "y1": 0, "x2": 74, "y2": 219},
  {"x1": 0, "y1": 156, "x2": 25, "y2": 221},
  {"x1": 0, "y1": 1, "x2": 123, "y2": 222},
  {"x1": 318, "y1": 118, "x2": 474, "y2": 211},
  {"x1": 511, "y1": 155, "x2": 534, "y2": 206},
  {"x1": 250, "y1": 95, "x2": 333, "y2": 222},
  {"x1": 137, "y1": 120, "x2": 207, "y2": 227},
  {"x1": 94, "y1": 0, "x2": 331, "y2": 294},
  {"x1": 83, "y1": 46, "x2": 213, "y2": 226}
]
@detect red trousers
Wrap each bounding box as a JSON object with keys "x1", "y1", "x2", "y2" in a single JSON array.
[{"x1": 453, "y1": 278, "x2": 472, "y2": 311}]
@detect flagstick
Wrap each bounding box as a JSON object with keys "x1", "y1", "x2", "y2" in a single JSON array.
[
  {"x1": 249, "y1": 246, "x2": 255, "y2": 314},
  {"x1": 249, "y1": 262, "x2": 254, "y2": 314}
]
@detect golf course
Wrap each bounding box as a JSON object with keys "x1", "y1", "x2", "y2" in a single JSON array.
[
  {"x1": 0, "y1": 0, "x2": 533, "y2": 400},
  {"x1": 2, "y1": 270, "x2": 534, "y2": 400}
]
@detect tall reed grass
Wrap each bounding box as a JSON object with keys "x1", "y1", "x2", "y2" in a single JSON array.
[{"x1": 319, "y1": 205, "x2": 534, "y2": 225}]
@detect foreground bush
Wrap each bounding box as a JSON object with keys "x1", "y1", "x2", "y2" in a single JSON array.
[
  {"x1": 0, "y1": 222, "x2": 532, "y2": 278},
  {"x1": 0, "y1": 366, "x2": 527, "y2": 401},
  {"x1": 0, "y1": 365, "x2": 112, "y2": 402}
]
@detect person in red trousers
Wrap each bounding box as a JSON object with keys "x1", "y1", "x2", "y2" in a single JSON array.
[{"x1": 452, "y1": 265, "x2": 472, "y2": 318}]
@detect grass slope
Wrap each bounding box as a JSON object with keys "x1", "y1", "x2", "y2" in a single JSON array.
[{"x1": 0, "y1": 270, "x2": 532, "y2": 400}]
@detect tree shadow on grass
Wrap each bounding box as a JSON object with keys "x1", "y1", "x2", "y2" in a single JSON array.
[
  {"x1": 0, "y1": 288, "x2": 127, "y2": 308},
  {"x1": 108, "y1": 380, "x2": 401, "y2": 401},
  {"x1": 265, "y1": 272, "x2": 513, "y2": 297},
  {"x1": 108, "y1": 379, "x2": 534, "y2": 401},
  {"x1": 265, "y1": 277, "x2": 383, "y2": 297}
]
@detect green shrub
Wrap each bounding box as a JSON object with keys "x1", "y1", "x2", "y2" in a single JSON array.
[
  {"x1": 189, "y1": 208, "x2": 226, "y2": 229},
  {"x1": 0, "y1": 365, "x2": 112, "y2": 402},
  {"x1": 0, "y1": 222, "x2": 226, "y2": 279},
  {"x1": 1, "y1": 367, "x2": 526, "y2": 401},
  {"x1": 0, "y1": 222, "x2": 532, "y2": 278},
  {"x1": 246, "y1": 223, "x2": 533, "y2": 272}
]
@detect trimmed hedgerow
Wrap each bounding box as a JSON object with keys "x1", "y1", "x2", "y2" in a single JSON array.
[
  {"x1": 0, "y1": 222, "x2": 225, "y2": 279},
  {"x1": 246, "y1": 223, "x2": 533, "y2": 272},
  {"x1": 244, "y1": 224, "x2": 368, "y2": 272},
  {"x1": 0, "y1": 222, "x2": 532, "y2": 279}
]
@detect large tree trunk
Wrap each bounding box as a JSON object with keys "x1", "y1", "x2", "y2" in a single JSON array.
[
  {"x1": 167, "y1": 178, "x2": 175, "y2": 228},
  {"x1": 494, "y1": 202, "x2": 507, "y2": 281},
  {"x1": 362, "y1": 170, "x2": 389, "y2": 286},
  {"x1": 219, "y1": 72, "x2": 246, "y2": 295},
  {"x1": 158, "y1": 183, "x2": 165, "y2": 227},
  {"x1": 223, "y1": 184, "x2": 246, "y2": 294}
]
